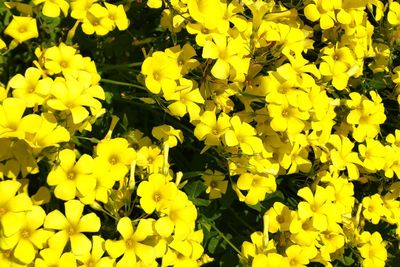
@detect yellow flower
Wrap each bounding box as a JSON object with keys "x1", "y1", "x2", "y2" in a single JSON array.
[
  {"x1": 186, "y1": 0, "x2": 226, "y2": 30},
  {"x1": 47, "y1": 75, "x2": 102, "y2": 124},
  {"x1": 76, "y1": 236, "x2": 115, "y2": 267},
  {"x1": 43, "y1": 43, "x2": 84, "y2": 76},
  {"x1": 285, "y1": 245, "x2": 317, "y2": 267},
  {"x1": 35, "y1": 247, "x2": 77, "y2": 267},
  {"x1": 136, "y1": 146, "x2": 164, "y2": 173},
  {"x1": 1, "y1": 206, "x2": 52, "y2": 264},
  {"x1": 71, "y1": 0, "x2": 97, "y2": 19},
  {"x1": 224, "y1": 115, "x2": 263, "y2": 155},
  {"x1": 8, "y1": 67, "x2": 52, "y2": 107},
  {"x1": 0, "y1": 98, "x2": 41, "y2": 139},
  {"x1": 104, "y1": 3, "x2": 129, "y2": 31},
  {"x1": 202, "y1": 35, "x2": 250, "y2": 80},
  {"x1": 266, "y1": 202, "x2": 295, "y2": 233},
  {"x1": 81, "y1": 4, "x2": 113, "y2": 36},
  {"x1": 0, "y1": 180, "x2": 32, "y2": 237},
  {"x1": 358, "y1": 232, "x2": 387, "y2": 267},
  {"x1": 388, "y1": 1, "x2": 400, "y2": 25},
  {"x1": 105, "y1": 217, "x2": 156, "y2": 266},
  {"x1": 268, "y1": 98, "x2": 309, "y2": 135},
  {"x1": 44, "y1": 200, "x2": 101, "y2": 254},
  {"x1": 95, "y1": 138, "x2": 136, "y2": 181},
  {"x1": 47, "y1": 149, "x2": 95, "y2": 200},
  {"x1": 328, "y1": 134, "x2": 362, "y2": 180},
  {"x1": 4, "y1": 16, "x2": 38, "y2": 43},
  {"x1": 304, "y1": 0, "x2": 340, "y2": 29},
  {"x1": 24, "y1": 113, "x2": 70, "y2": 149},
  {"x1": 137, "y1": 173, "x2": 178, "y2": 214},
  {"x1": 362, "y1": 194, "x2": 384, "y2": 224},
  {"x1": 346, "y1": 91, "x2": 386, "y2": 142},
  {"x1": 33, "y1": 0, "x2": 69, "y2": 17},
  {"x1": 152, "y1": 124, "x2": 183, "y2": 148},
  {"x1": 202, "y1": 170, "x2": 228, "y2": 199},
  {"x1": 235, "y1": 173, "x2": 276, "y2": 205},
  {"x1": 79, "y1": 157, "x2": 116, "y2": 204},
  {"x1": 297, "y1": 186, "x2": 338, "y2": 231},
  {"x1": 358, "y1": 139, "x2": 386, "y2": 172},
  {"x1": 165, "y1": 44, "x2": 200, "y2": 76},
  {"x1": 167, "y1": 78, "x2": 205, "y2": 121},
  {"x1": 194, "y1": 111, "x2": 230, "y2": 150},
  {"x1": 155, "y1": 191, "x2": 197, "y2": 240},
  {"x1": 141, "y1": 51, "x2": 181, "y2": 94}
]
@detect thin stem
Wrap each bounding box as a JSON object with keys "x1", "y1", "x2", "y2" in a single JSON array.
[
  {"x1": 206, "y1": 221, "x2": 243, "y2": 257},
  {"x1": 99, "y1": 62, "x2": 143, "y2": 70},
  {"x1": 101, "y1": 78, "x2": 147, "y2": 90}
]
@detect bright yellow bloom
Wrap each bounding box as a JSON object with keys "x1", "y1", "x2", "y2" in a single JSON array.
[
  {"x1": 187, "y1": 0, "x2": 226, "y2": 30},
  {"x1": 76, "y1": 236, "x2": 115, "y2": 267},
  {"x1": 4, "y1": 16, "x2": 38, "y2": 43},
  {"x1": 194, "y1": 111, "x2": 230, "y2": 148},
  {"x1": 81, "y1": 4, "x2": 113, "y2": 36},
  {"x1": 236, "y1": 173, "x2": 276, "y2": 205},
  {"x1": 202, "y1": 35, "x2": 250, "y2": 80},
  {"x1": 328, "y1": 135, "x2": 362, "y2": 180},
  {"x1": 95, "y1": 138, "x2": 136, "y2": 181},
  {"x1": 346, "y1": 91, "x2": 386, "y2": 142},
  {"x1": 79, "y1": 157, "x2": 115, "y2": 204},
  {"x1": 358, "y1": 232, "x2": 387, "y2": 267},
  {"x1": 155, "y1": 191, "x2": 197, "y2": 240},
  {"x1": 202, "y1": 170, "x2": 228, "y2": 199},
  {"x1": 44, "y1": 200, "x2": 101, "y2": 254},
  {"x1": 47, "y1": 75, "x2": 102, "y2": 124},
  {"x1": 388, "y1": 1, "x2": 400, "y2": 25},
  {"x1": 8, "y1": 67, "x2": 52, "y2": 107},
  {"x1": 137, "y1": 173, "x2": 178, "y2": 214},
  {"x1": 297, "y1": 186, "x2": 338, "y2": 231},
  {"x1": 358, "y1": 139, "x2": 386, "y2": 172},
  {"x1": 266, "y1": 202, "x2": 295, "y2": 233},
  {"x1": 33, "y1": 0, "x2": 69, "y2": 17},
  {"x1": 43, "y1": 43, "x2": 84, "y2": 76},
  {"x1": 0, "y1": 98, "x2": 41, "y2": 139},
  {"x1": 1, "y1": 206, "x2": 52, "y2": 264},
  {"x1": 24, "y1": 113, "x2": 70, "y2": 149},
  {"x1": 141, "y1": 51, "x2": 181, "y2": 94},
  {"x1": 304, "y1": 0, "x2": 340, "y2": 29},
  {"x1": 104, "y1": 3, "x2": 129, "y2": 31},
  {"x1": 167, "y1": 78, "x2": 205, "y2": 121},
  {"x1": 224, "y1": 115, "x2": 263, "y2": 155},
  {"x1": 285, "y1": 245, "x2": 317, "y2": 267},
  {"x1": 47, "y1": 149, "x2": 95, "y2": 200},
  {"x1": 105, "y1": 217, "x2": 156, "y2": 266},
  {"x1": 268, "y1": 97, "x2": 309, "y2": 135},
  {"x1": 152, "y1": 124, "x2": 184, "y2": 148},
  {"x1": 362, "y1": 194, "x2": 384, "y2": 224},
  {"x1": 0, "y1": 180, "x2": 32, "y2": 237},
  {"x1": 35, "y1": 247, "x2": 77, "y2": 267},
  {"x1": 136, "y1": 146, "x2": 164, "y2": 173},
  {"x1": 71, "y1": 0, "x2": 97, "y2": 19},
  {"x1": 165, "y1": 44, "x2": 199, "y2": 75}
]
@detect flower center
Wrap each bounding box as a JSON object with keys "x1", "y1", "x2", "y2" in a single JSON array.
[
  {"x1": 153, "y1": 192, "x2": 161, "y2": 202},
  {"x1": 210, "y1": 180, "x2": 218, "y2": 188},
  {"x1": 67, "y1": 171, "x2": 76, "y2": 180},
  {"x1": 126, "y1": 238, "x2": 134, "y2": 248},
  {"x1": 21, "y1": 228, "x2": 30, "y2": 239}
]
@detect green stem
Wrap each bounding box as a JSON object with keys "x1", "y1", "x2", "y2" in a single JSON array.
[
  {"x1": 101, "y1": 78, "x2": 147, "y2": 90},
  {"x1": 206, "y1": 221, "x2": 243, "y2": 257},
  {"x1": 99, "y1": 62, "x2": 143, "y2": 70}
]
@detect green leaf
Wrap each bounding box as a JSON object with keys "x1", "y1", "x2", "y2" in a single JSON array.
[
  {"x1": 192, "y1": 198, "x2": 211, "y2": 207},
  {"x1": 184, "y1": 180, "x2": 207, "y2": 199}
]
